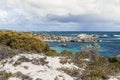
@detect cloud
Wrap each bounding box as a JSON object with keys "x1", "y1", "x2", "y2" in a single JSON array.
[
  {"x1": 46, "y1": 14, "x2": 111, "y2": 23},
  {"x1": 0, "y1": 10, "x2": 8, "y2": 22},
  {"x1": 15, "y1": 0, "x2": 120, "y2": 21},
  {"x1": 0, "y1": 0, "x2": 120, "y2": 31}
]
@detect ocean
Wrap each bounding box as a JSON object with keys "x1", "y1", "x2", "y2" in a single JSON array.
[{"x1": 33, "y1": 31, "x2": 120, "y2": 58}]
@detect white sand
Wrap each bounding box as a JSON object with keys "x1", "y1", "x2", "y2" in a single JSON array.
[
  {"x1": 109, "y1": 76, "x2": 120, "y2": 80},
  {"x1": 0, "y1": 53, "x2": 81, "y2": 80},
  {"x1": 8, "y1": 77, "x2": 21, "y2": 80}
]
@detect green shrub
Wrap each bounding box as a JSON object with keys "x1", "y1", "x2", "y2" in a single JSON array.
[
  {"x1": 59, "y1": 58, "x2": 68, "y2": 64},
  {"x1": 116, "y1": 55, "x2": 120, "y2": 63},
  {"x1": 13, "y1": 56, "x2": 31, "y2": 66},
  {"x1": 36, "y1": 78, "x2": 43, "y2": 80},
  {"x1": 59, "y1": 67, "x2": 80, "y2": 77},
  {"x1": 45, "y1": 49, "x2": 58, "y2": 56},
  {"x1": 0, "y1": 31, "x2": 50, "y2": 53},
  {"x1": 83, "y1": 64, "x2": 109, "y2": 79},
  {"x1": 60, "y1": 50, "x2": 73, "y2": 58},
  {"x1": 109, "y1": 63, "x2": 120, "y2": 70},
  {"x1": 82, "y1": 56, "x2": 120, "y2": 80},
  {"x1": 109, "y1": 57, "x2": 120, "y2": 73},
  {"x1": 0, "y1": 71, "x2": 12, "y2": 80},
  {"x1": 108, "y1": 56, "x2": 118, "y2": 63},
  {"x1": 74, "y1": 52, "x2": 88, "y2": 59},
  {"x1": 12, "y1": 71, "x2": 32, "y2": 80},
  {"x1": 94, "y1": 56, "x2": 108, "y2": 65},
  {"x1": 108, "y1": 55, "x2": 120, "y2": 63},
  {"x1": 31, "y1": 57, "x2": 49, "y2": 65}
]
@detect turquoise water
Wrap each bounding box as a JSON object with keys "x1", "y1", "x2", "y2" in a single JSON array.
[
  {"x1": 33, "y1": 31, "x2": 120, "y2": 58},
  {"x1": 48, "y1": 42, "x2": 120, "y2": 58}
]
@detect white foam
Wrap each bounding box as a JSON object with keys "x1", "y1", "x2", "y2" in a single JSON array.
[
  {"x1": 114, "y1": 35, "x2": 120, "y2": 37},
  {"x1": 103, "y1": 34, "x2": 108, "y2": 37}
]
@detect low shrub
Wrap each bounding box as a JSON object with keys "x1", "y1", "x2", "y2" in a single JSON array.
[
  {"x1": 74, "y1": 52, "x2": 88, "y2": 59},
  {"x1": 36, "y1": 78, "x2": 43, "y2": 80},
  {"x1": 13, "y1": 56, "x2": 31, "y2": 66},
  {"x1": 108, "y1": 56, "x2": 118, "y2": 63},
  {"x1": 45, "y1": 49, "x2": 58, "y2": 56},
  {"x1": 116, "y1": 55, "x2": 120, "y2": 63},
  {"x1": 59, "y1": 58, "x2": 68, "y2": 64},
  {"x1": 60, "y1": 50, "x2": 73, "y2": 58},
  {"x1": 59, "y1": 67, "x2": 80, "y2": 77},
  {"x1": 72, "y1": 52, "x2": 89, "y2": 67},
  {"x1": 82, "y1": 56, "x2": 120, "y2": 80},
  {"x1": 0, "y1": 45, "x2": 18, "y2": 60},
  {"x1": 0, "y1": 71, "x2": 12, "y2": 80},
  {"x1": 0, "y1": 31, "x2": 49, "y2": 53},
  {"x1": 81, "y1": 44, "x2": 99, "y2": 62},
  {"x1": 12, "y1": 71, "x2": 32, "y2": 80},
  {"x1": 32, "y1": 57, "x2": 48, "y2": 65}
]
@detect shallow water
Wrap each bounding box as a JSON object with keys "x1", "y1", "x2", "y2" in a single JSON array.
[
  {"x1": 33, "y1": 31, "x2": 120, "y2": 58},
  {"x1": 48, "y1": 42, "x2": 120, "y2": 58}
]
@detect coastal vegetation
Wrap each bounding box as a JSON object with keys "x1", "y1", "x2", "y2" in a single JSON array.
[
  {"x1": 60, "y1": 45, "x2": 120, "y2": 80},
  {"x1": 0, "y1": 30, "x2": 119, "y2": 80},
  {"x1": 60, "y1": 50, "x2": 73, "y2": 58},
  {"x1": 45, "y1": 49, "x2": 58, "y2": 56},
  {"x1": 0, "y1": 31, "x2": 54, "y2": 55},
  {"x1": 0, "y1": 45, "x2": 18, "y2": 60}
]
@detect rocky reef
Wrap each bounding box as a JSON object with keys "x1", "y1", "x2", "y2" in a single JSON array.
[{"x1": 37, "y1": 33, "x2": 99, "y2": 42}]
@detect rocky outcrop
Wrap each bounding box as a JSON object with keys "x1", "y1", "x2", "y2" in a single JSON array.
[{"x1": 38, "y1": 33, "x2": 99, "y2": 42}]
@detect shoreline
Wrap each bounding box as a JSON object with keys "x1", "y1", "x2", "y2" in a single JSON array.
[{"x1": 36, "y1": 33, "x2": 99, "y2": 42}]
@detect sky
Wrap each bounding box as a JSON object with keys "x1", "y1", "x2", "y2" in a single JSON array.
[{"x1": 0, "y1": 0, "x2": 120, "y2": 31}]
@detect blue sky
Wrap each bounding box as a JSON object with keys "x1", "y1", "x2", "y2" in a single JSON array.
[{"x1": 0, "y1": 0, "x2": 120, "y2": 31}]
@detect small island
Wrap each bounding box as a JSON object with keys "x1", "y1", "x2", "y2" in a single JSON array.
[{"x1": 37, "y1": 33, "x2": 99, "y2": 42}]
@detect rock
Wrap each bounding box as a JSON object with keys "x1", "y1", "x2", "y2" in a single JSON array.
[{"x1": 37, "y1": 33, "x2": 99, "y2": 42}]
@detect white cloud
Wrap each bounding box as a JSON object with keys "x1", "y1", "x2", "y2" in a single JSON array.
[
  {"x1": 1, "y1": 0, "x2": 120, "y2": 21},
  {"x1": 95, "y1": 0, "x2": 120, "y2": 21},
  {"x1": 6, "y1": 0, "x2": 119, "y2": 21},
  {"x1": 0, "y1": 10, "x2": 8, "y2": 22},
  {"x1": 0, "y1": 0, "x2": 120, "y2": 30}
]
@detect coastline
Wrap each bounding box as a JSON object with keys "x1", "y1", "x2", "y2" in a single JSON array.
[
  {"x1": 0, "y1": 30, "x2": 119, "y2": 80},
  {"x1": 37, "y1": 33, "x2": 99, "y2": 42}
]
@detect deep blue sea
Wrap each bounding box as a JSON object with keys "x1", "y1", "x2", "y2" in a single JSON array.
[{"x1": 33, "y1": 31, "x2": 120, "y2": 58}]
